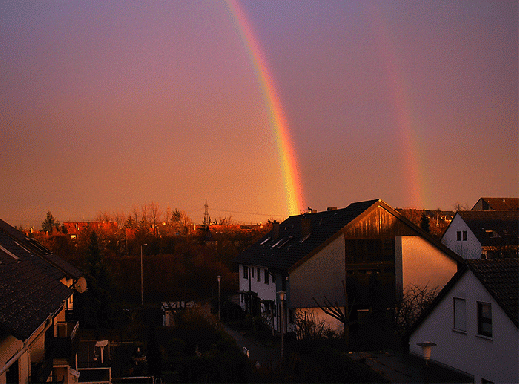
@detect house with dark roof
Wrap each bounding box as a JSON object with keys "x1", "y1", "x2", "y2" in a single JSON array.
[
  {"x1": 471, "y1": 197, "x2": 519, "y2": 211},
  {"x1": 408, "y1": 258, "x2": 518, "y2": 384},
  {"x1": 235, "y1": 199, "x2": 463, "y2": 336},
  {"x1": 441, "y1": 210, "x2": 519, "y2": 259},
  {"x1": 0, "y1": 219, "x2": 86, "y2": 384}
]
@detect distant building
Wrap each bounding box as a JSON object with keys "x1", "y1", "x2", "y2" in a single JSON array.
[
  {"x1": 409, "y1": 258, "x2": 518, "y2": 384},
  {"x1": 62, "y1": 221, "x2": 118, "y2": 240},
  {"x1": 471, "y1": 197, "x2": 519, "y2": 211},
  {"x1": 0, "y1": 219, "x2": 86, "y2": 384},
  {"x1": 441, "y1": 210, "x2": 519, "y2": 259}
]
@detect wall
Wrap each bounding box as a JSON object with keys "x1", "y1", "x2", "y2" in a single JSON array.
[
  {"x1": 289, "y1": 235, "x2": 346, "y2": 308},
  {"x1": 395, "y1": 236, "x2": 458, "y2": 294},
  {"x1": 441, "y1": 215, "x2": 482, "y2": 259},
  {"x1": 238, "y1": 264, "x2": 277, "y2": 304},
  {"x1": 409, "y1": 272, "x2": 519, "y2": 384}
]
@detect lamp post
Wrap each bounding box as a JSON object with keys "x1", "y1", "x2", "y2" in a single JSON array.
[
  {"x1": 278, "y1": 291, "x2": 286, "y2": 360},
  {"x1": 140, "y1": 244, "x2": 147, "y2": 306},
  {"x1": 217, "y1": 275, "x2": 221, "y2": 321}
]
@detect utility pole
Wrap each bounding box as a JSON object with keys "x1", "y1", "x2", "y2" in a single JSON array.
[
  {"x1": 141, "y1": 244, "x2": 147, "y2": 306},
  {"x1": 217, "y1": 275, "x2": 221, "y2": 321},
  {"x1": 203, "y1": 201, "x2": 210, "y2": 229},
  {"x1": 278, "y1": 291, "x2": 286, "y2": 361}
]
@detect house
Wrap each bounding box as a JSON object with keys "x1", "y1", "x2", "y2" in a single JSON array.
[
  {"x1": 0, "y1": 219, "x2": 86, "y2": 384},
  {"x1": 408, "y1": 258, "x2": 518, "y2": 384},
  {"x1": 471, "y1": 197, "x2": 519, "y2": 211},
  {"x1": 441, "y1": 211, "x2": 519, "y2": 259},
  {"x1": 235, "y1": 199, "x2": 463, "y2": 335}
]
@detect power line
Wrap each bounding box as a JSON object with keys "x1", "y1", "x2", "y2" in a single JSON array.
[{"x1": 209, "y1": 207, "x2": 286, "y2": 218}]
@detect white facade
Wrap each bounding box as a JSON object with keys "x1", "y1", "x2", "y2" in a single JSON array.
[
  {"x1": 441, "y1": 214, "x2": 482, "y2": 259},
  {"x1": 238, "y1": 264, "x2": 278, "y2": 304},
  {"x1": 395, "y1": 236, "x2": 458, "y2": 294},
  {"x1": 409, "y1": 271, "x2": 519, "y2": 384},
  {"x1": 290, "y1": 236, "x2": 346, "y2": 308}
]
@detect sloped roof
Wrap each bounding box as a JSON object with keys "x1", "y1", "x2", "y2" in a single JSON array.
[
  {"x1": 235, "y1": 199, "x2": 379, "y2": 272},
  {"x1": 466, "y1": 258, "x2": 518, "y2": 327},
  {"x1": 0, "y1": 220, "x2": 78, "y2": 340},
  {"x1": 472, "y1": 197, "x2": 519, "y2": 211},
  {"x1": 457, "y1": 211, "x2": 519, "y2": 247},
  {"x1": 409, "y1": 258, "x2": 519, "y2": 338},
  {"x1": 0, "y1": 219, "x2": 82, "y2": 279}
]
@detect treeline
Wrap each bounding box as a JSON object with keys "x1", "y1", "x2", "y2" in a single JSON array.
[{"x1": 35, "y1": 208, "x2": 271, "y2": 309}]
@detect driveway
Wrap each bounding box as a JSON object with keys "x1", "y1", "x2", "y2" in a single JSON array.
[{"x1": 222, "y1": 325, "x2": 281, "y2": 371}]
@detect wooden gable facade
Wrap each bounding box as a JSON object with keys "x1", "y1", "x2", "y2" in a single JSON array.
[
  {"x1": 289, "y1": 200, "x2": 461, "y2": 337},
  {"x1": 342, "y1": 202, "x2": 434, "y2": 313}
]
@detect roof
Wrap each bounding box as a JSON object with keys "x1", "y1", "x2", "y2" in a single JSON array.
[
  {"x1": 457, "y1": 211, "x2": 519, "y2": 247},
  {"x1": 235, "y1": 199, "x2": 462, "y2": 272},
  {"x1": 409, "y1": 258, "x2": 519, "y2": 337},
  {"x1": 235, "y1": 199, "x2": 379, "y2": 271},
  {"x1": 466, "y1": 258, "x2": 518, "y2": 327},
  {"x1": 0, "y1": 219, "x2": 79, "y2": 340},
  {"x1": 0, "y1": 219, "x2": 82, "y2": 279},
  {"x1": 472, "y1": 197, "x2": 519, "y2": 211}
]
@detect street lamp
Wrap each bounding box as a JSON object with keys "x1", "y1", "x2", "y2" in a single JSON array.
[
  {"x1": 217, "y1": 275, "x2": 221, "y2": 321},
  {"x1": 141, "y1": 244, "x2": 147, "y2": 306},
  {"x1": 278, "y1": 291, "x2": 286, "y2": 360}
]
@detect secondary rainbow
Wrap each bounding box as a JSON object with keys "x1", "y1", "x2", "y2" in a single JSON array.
[
  {"x1": 371, "y1": 6, "x2": 427, "y2": 208},
  {"x1": 225, "y1": 0, "x2": 304, "y2": 217}
]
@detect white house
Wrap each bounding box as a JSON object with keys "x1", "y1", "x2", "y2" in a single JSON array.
[
  {"x1": 236, "y1": 199, "x2": 463, "y2": 335},
  {"x1": 442, "y1": 211, "x2": 519, "y2": 259},
  {"x1": 409, "y1": 258, "x2": 518, "y2": 384}
]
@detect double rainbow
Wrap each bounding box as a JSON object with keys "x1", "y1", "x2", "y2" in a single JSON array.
[{"x1": 225, "y1": 0, "x2": 304, "y2": 217}]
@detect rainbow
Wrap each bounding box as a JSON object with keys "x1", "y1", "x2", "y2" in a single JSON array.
[
  {"x1": 225, "y1": 0, "x2": 304, "y2": 217},
  {"x1": 370, "y1": 6, "x2": 427, "y2": 209}
]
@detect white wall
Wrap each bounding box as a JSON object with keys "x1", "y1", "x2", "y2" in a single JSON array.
[
  {"x1": 442, "y1": 215, "x2": 482, "y2": 259},
  {"x1": 395, "y1": 236, "x2": 458, "y2": 294},
  {"x1": 238, "y1": 264, "x2": 277, "y2": 307},
  {"x1": 409, "y1": 271, "x2": 519, "y2": 384},
  {"x1": 289, "y1": 235, "x2": 346, "y2": 308}
]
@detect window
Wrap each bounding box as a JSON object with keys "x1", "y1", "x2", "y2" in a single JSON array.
[
  {"x1": 457, "y1": 230, "x2": 468, "y2": 241},
  {"x1": 257, "y1": 268, "x2": 261, "y2": 282},
  {"x1": 453, "y1": 298, "x2": 467, "y2": 332},
  {"x1": 243, "y1": 266, "x2": 248, "y2": 279},
  {"x1": 478, "y1": 302, "x2": 492, "y2": 337},
  {"x1": 264, "y1": 270, "x2": 269, "y2": 284}
]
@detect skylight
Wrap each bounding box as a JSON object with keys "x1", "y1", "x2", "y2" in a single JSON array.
[{"x1": 0, "y1": 244, "x2": 19, "y2": 260}]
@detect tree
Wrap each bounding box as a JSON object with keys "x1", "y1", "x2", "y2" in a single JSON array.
[
  {"x1": 420, "y1": 212, "x2": 430, "y2": 233},
  {"x1": 394, "y1": 284, "x2": 439, "y2": 336},
  {"x1": 78, "y1": 231, "x2": 117, "y2": 329},
  {"x1": 42, "y1": 211, "x2": 60, "y2": 233}
]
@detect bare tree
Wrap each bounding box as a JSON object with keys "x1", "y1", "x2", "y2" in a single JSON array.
[
  {"x1": 149, "y1": 202, "x2": 162, "y2": 234},
  {"x1": 394, "y1": 284, "x2": 439, "y2": 335}
]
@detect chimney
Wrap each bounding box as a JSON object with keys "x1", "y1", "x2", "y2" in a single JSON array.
[
  {"x1": 272, "y1": 221, "x2": 280, "y2": 240},
  {"x1": 301, "y1": 217, "x2": 311, "y2": 238}
]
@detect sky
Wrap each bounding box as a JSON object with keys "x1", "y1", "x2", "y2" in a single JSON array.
[{"x1": 1, "y1": 0, "x2": 517, "y2": 228}]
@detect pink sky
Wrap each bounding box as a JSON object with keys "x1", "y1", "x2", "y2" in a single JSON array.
[{"x1": 1, "y1": 1, "x2": 517, "y2": 227}]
